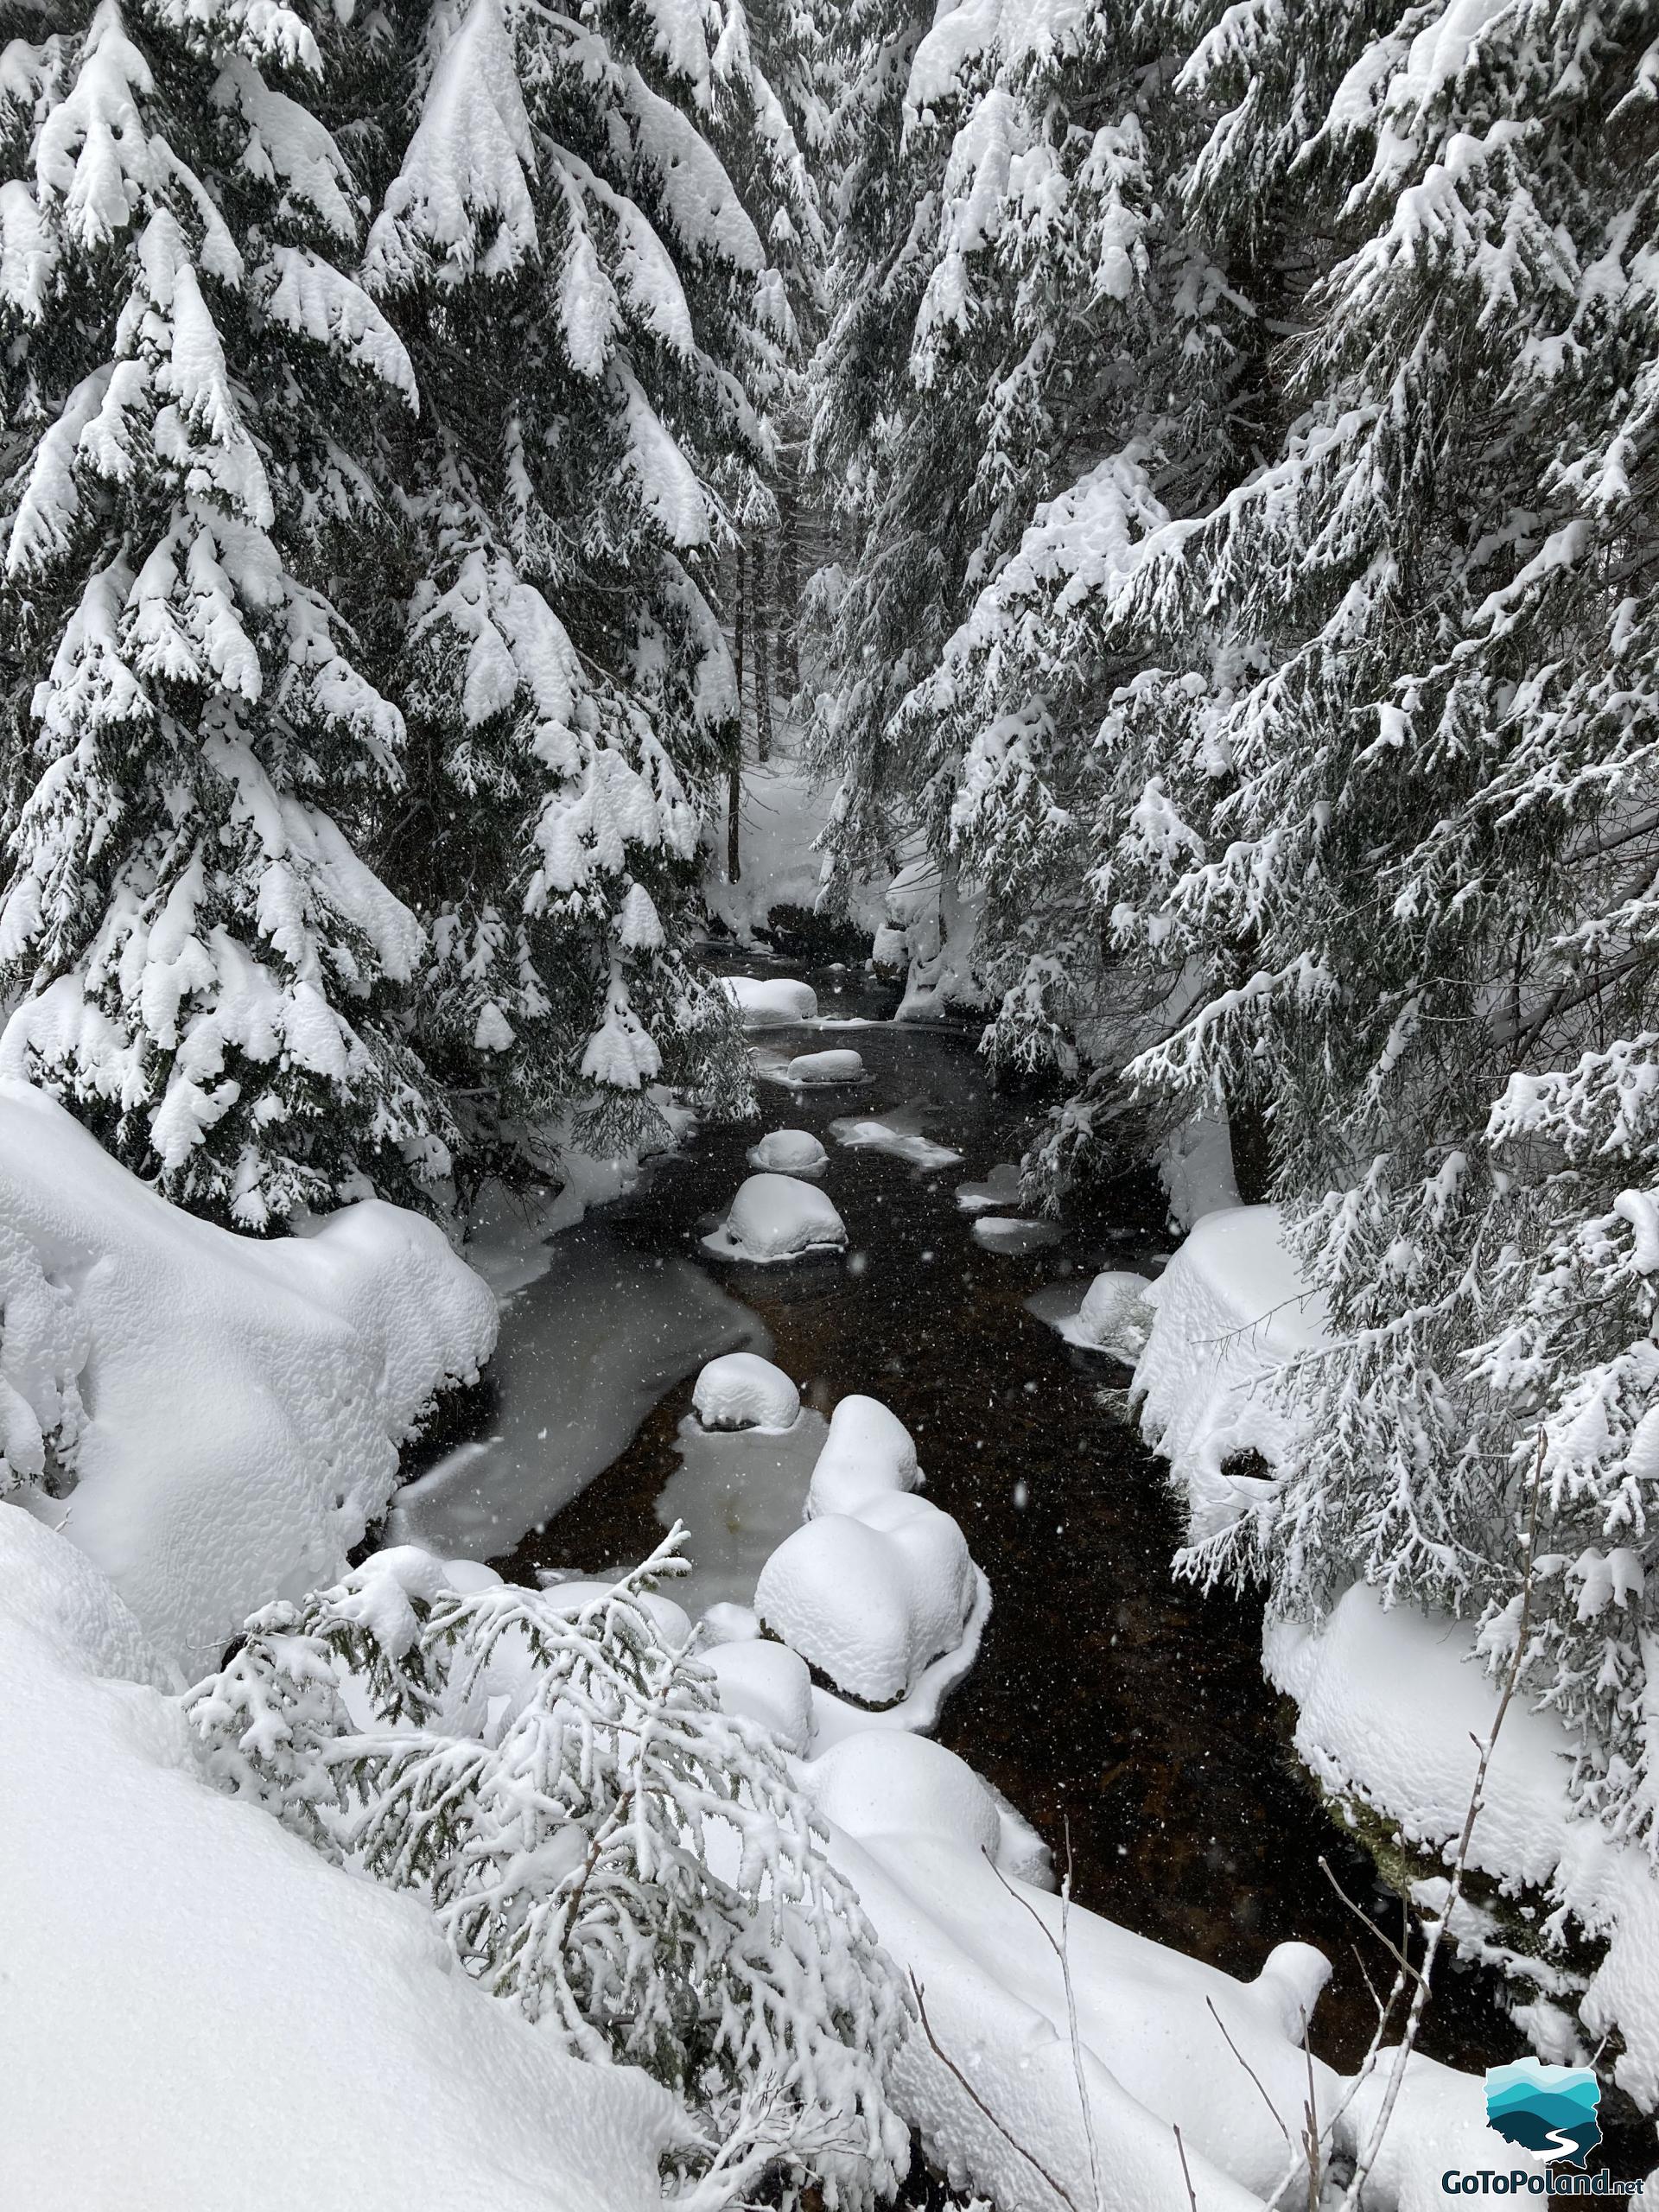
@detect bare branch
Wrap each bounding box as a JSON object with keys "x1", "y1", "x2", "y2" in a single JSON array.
[{"x1": 908, "y1": 1972, "x2": 1085, "y2": 2212}]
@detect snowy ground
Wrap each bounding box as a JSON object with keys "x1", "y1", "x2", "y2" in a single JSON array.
[
  {"x1": 702, "y1": 722, "x2": 884, "y2": 945},
  {"x1": 1, "y1": 1510, "x2": 676, "y2": 2212}
]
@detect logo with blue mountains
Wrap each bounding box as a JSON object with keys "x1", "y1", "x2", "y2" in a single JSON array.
[{"x1": 1484, "y1": 2058, "x2": 1602, "y2": 2167}]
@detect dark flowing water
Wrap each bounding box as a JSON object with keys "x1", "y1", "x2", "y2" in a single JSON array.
[{"x1": 415, "y1": 957, "x2": 1630, "y2": 2129}]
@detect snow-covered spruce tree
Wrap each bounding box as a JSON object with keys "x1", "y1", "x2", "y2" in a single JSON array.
[
  {"x1": 0, "y1": 0, "x2": 451, "y2": 1225},
  {"x1": 960, "y1": 3, "x2": 1659, "y2": 1841},
  {"x1": 188, "y1": 1534, "x2": 910, "y2": 2209},
  {"x1": 338, "y1": 0, "x2": 816, "y2": 1183},
  {"x1": 861, "y1": 0, "x2": 1362, "y2": 1156},
  {"x1": 803, "y1": 0, "x2": 941, "y2": 893},
  {"x1": 808, "y1": 0, "x2": 1277, "y2": 1025}
]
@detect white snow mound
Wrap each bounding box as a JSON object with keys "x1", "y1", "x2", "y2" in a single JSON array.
[
  {"x1": 785, "y1": 1048, "x2": 867, "y2": 1086},
  {"x1": 747, "y1": 1127, "x2": 830, "y2": 1176},
  {"x1": 811, "y1": 1736, "x2": 1341, "y2": 2211},
  {"x1": 0, "y1": 1079, "x2": 497, "y2": 1674},
  {"x1": 755, "y1": 1490, "x2": 975, "y2": 1706},
  {"x1": 692, "y1": 1351, "x2": 801, "y2": 1432},
  {"x1": 1134, "y1": 1205, "x2": 1325, "y2": 1543},
  {"x1": 720, "y1": 975, "x2": 818, "y2": 1029},
  {"x1": 707, "y1": 1637, "x2": 815, "y2": 1754},
  {"x1": 1058, "y1": 1268, "x2": 1155, "y2": 1356},
  {"x1": 702, "y1": 1173, "x2": 848, "y2": 1263},
  {"x1": 811, "y1": 1728, "x2": 1002, "y2": 1861},
  {"x1": 0, "y1": 1513, "x2": 675, "y2": 2212},
  {"x1": 806, "y1": 1393, "x2": 921, "y2": 1518}
]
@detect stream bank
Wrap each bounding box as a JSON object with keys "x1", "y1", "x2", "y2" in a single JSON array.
[{"x1": 405, "y1": 958, "x2": 1544, "y2": 2088}]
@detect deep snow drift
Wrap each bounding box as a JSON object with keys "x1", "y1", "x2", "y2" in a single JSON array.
[
  {"x1": 0, "y1": 1510, "x2": 676, "y2": 2212},
  {"x1": 0, "y1": 1079, "x2": 497, "y2": 1673},
  {"x1": 807, "y1": 1727, "x2": 1337, "y2": 2212}
]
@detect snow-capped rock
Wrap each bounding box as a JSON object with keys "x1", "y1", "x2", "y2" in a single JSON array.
[
  {"x1": 702, "y1": 1174, "x2": 848, "y2": 1263},
  {"x1": 692, "y1": 1352, "x2": 802, "y2": 1433},
  {"x1": 811, "y1": 1728, "x2": 1002, "y2": 1860},
  {"x1": 747, "y1": 1128, "x2": 830, "y2": 1176},
  {"x1": 719, "y1": 975, "x2": 818, "y2": 1029},
  {"x1": 806, "y1": 1394, "x2": 921, "y2": 1518},
  {"x1": 785, "y1": 1048, "x2": 868, "y2": 1087},
  {"x1": 1061, "y1": 1269, "x2": 1155, "y2": 1357},
  {"x1": 706, "y1": 1638, "x2": 815, "y2": 1754},
  {"x1": 755, "y1": 1491, "x2": 975, "y2": 1706}
]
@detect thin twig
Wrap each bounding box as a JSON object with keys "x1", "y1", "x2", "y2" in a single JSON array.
[
  {"x1": 1173, "y1": 2125, "x2": 1199, "y2": 2212},
  {"x1": 1317, "y1": 1855, "x2": 1422, "y2": 1986},
  {"x1": 908, "y1": 1972, "x2": 1085, "y2": 2212},
  {"x1": 1204, "y1": 1995, "x2": 1292, "y2": 2148},
  {"x1": 986, "y1": 1832, "x2": 1103, "y2": 2208}
]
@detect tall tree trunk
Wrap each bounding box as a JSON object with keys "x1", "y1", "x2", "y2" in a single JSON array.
[
  {"x1": 775, "y1": 438, "x2": 800, "y2": 693},
  {"x1": 728, "y1": 539, "x2": 747, "y2": 882},
  {"x1": 752, "y1": 526, "x2": 772, "y2": 763}
]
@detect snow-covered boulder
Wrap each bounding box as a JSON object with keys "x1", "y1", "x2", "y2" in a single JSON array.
[
  {"x1": 1, "y1": 1513, "x2": 676, "y2": 2212},
  {"x1": 702, "y1": 1173, "x2": 848, "y2": 1263},
  {"x1": 707, "y1": 1637, "x2": 815, "y2": 1754},
  {"x1": 755, "y1": 1491, "x2": 975, "y2": 1706},
  {"x1": 785, "y1": 1048, "x2": 867, "y2": 1087},
  {"x1": 0, "y1": 1079, "x2": 497, "y2": 1673},
  {"x1": 811, "y1": 1729, "x2": 1001, "y2": 1861},
  {"x1": 692, "y1": 1352, "x2": 801, "y2": 1433},
  {"x1": 747, "y1": 1128, "x2": 830, "y2": 1176},
  {"x1": 720, "y1": 975, "x2": 818, "y2": 1029},
  {"x1": 806, "y1": 1394, "x2": 920, "y2": 1518},
  {"x1": 1133, "y1": 1205, "x2": 1326, "y2": 1543},
  {"x1": 1058, "y1": 1268, "x2": 1155, "y2": 1357}
]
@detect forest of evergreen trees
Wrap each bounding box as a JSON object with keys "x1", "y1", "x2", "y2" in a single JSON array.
[{"x1": 4, "y1": 0, "x2": 1659, "y2": 1859}]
